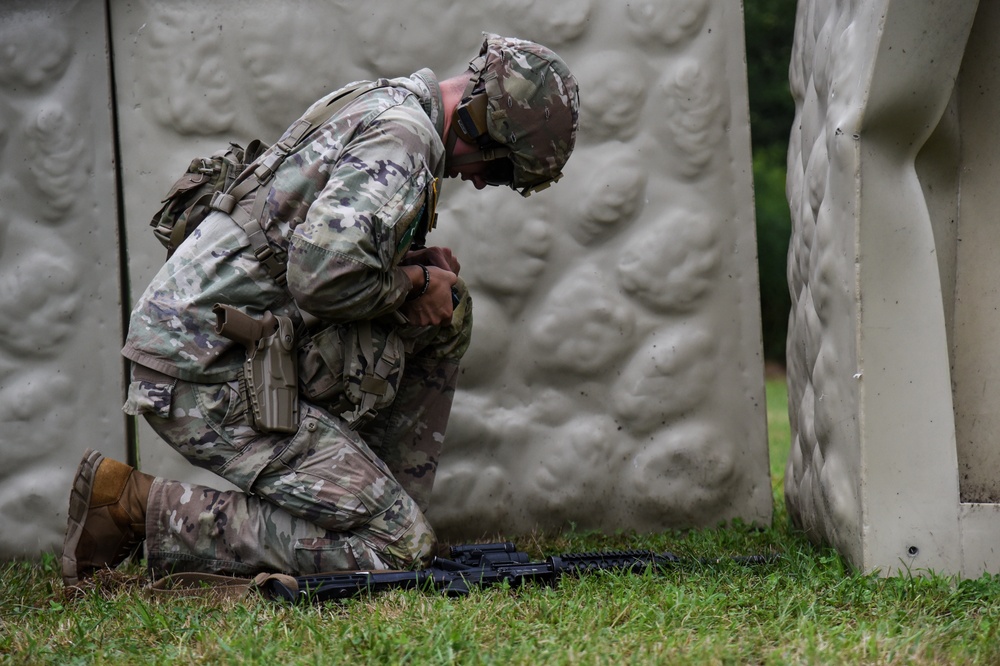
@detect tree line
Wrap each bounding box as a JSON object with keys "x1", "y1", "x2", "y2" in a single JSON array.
[{"x1": 745, "y1": 0, "x2": 797, "y2": 363}]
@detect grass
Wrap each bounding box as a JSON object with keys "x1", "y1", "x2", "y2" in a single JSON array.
[{"x1": 4, "y1": 378, "x2": 1000, "y2": 664}]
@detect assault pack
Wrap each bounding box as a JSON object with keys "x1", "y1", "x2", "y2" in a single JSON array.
[{"x1": 148, "y1": 82, "x2": 381, "y2": 283}]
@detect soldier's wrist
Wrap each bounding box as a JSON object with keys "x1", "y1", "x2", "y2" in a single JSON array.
[{"x1": 406, "y1": 264, "x2": 431, "y2": 301}]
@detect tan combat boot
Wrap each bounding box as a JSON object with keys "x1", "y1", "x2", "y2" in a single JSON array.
[{"x1": 62, "y1": 448, "x2": 155, "y2": 588}]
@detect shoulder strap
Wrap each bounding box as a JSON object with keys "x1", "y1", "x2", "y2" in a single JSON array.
[{"x1": 211, "y1": 82, "x2": 385, "y2": 285}]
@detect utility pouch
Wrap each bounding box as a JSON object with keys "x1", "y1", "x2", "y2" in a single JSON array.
[
  {"x1": 342, "y1": 320, "x2": 405, "y2": 429},
  {"x1": 304, "y1": 319, "x2": 405, "y2": 430},
  {"x1": 213, "y1": 304, "x2": 299, "y2": 433},
  {"x1": 150, "y1": 142, "x2": 265, "y2": 258}
]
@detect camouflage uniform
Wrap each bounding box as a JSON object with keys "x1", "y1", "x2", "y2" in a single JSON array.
[{"x1": 122, "y1": 69, "x2": 471, "y2": 575}]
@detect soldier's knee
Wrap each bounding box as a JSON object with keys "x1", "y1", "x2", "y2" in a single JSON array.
[
  {"x1": 355, "y1": 486, "x2": 437, "y2": 569},
  {"x1": 392, "y1": 514, "x2": 437, "y2": 569},
  {"x1": 379, "y1": 497, "x2": 438, "y2": 569}
]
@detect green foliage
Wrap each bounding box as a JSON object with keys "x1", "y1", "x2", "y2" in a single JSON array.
[
  {"x1": 744, "y1": 0, "x2": 798, "y2": 152},
  {"x1": 754, "y1": 146, "x2": 792, "y2": 361},
  {"x1": 765, "y1": 370, "x2": 792, "y2": 486},
  {"x1": 745, "y1": 0, "x2": 798, "y2": 362},
  {"x1": 5, "y1": 381, "x2": 1000, "y2": 664}
]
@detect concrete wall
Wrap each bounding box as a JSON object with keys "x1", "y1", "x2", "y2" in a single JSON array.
[
  {"x1": 786, "y1": 0, "x2": 1000, "y2": 577},
  {"x1": 0, "y1": 1, "x2": 124, "y2": 558},
  {"x1": 0, "y1": 0, "x2": 770, "y2": 556}
]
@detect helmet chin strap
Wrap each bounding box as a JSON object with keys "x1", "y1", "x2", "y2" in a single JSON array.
[
  {"x1": 445, "y1": 100, "x2": 512, "y2": 176},
  {"x1": 443, "y1": 57, "x2": 561, "y2": 196},
  {"x1": 446, "y1": 59, "x2": 509, "y2": 170},
  {"x1": 443, "y1": 84, "x2": 558, "y2": 197},
  {"x1": 447, "y1": 143, "x2": 512, "y2": 168}
]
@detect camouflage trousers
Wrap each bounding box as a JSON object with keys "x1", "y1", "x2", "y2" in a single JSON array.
[{"x1": 127, "y1": 283, "x2": 471, "y2": 577}]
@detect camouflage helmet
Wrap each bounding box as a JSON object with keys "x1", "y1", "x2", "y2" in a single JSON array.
[{"x1": 449, "y1": 33, "x2": 580, "y2": 196}]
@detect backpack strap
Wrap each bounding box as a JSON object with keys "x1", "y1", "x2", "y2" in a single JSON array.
[{"x1": 210, "y1": 82, "x2": 384, "y2": 286}]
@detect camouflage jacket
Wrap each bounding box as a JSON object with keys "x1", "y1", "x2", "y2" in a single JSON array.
[{"x1": 122, "y1": 69, "x2": 446, "y2": 383}]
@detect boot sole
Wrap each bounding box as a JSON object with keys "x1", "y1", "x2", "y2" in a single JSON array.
[{"x1": 62, "y1": 448, "x2": 104, "y2": 588}]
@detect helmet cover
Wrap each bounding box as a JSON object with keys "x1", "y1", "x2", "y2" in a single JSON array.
[{"x1": 476, "y1": 33, "x2": 580, "y2": 193}]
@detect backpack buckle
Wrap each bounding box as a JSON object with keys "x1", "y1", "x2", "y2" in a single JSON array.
[
  {"x1": 253, "y1": 244, "x2": 287, "y2": 285},
  {"x1": 253, "y1": 244, "x2": 274, "y2": 263},
  {"x1": 210, "y1": 191, "x2": 237, "y2": 214},
  {"x1": 197, "y1": 158, "x2": 218, "y2": 175},
  {"x1": 254, "y1": 153, "x2": 282, "y2": 183}
]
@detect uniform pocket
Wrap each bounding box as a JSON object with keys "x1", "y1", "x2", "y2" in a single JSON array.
[
  {"x1": 341, "y1": 320, "x2": 405, "y2": 415},
  {"x1": 298, "y1": 324, "x2": 347, "y2": 406},
  {"x1": 184, "y1": 381, "x2": 269, "y2": 490},
  {"x1": 123, "y1": 378, "x2": 176, "y2": 418},
  {"x1": 298, "y1": 320, "x2": 405, "y2": 425},
  {"x1": 293, "y1": 537, "x2": 362, "y2": 573},
  {"x1": 374, "y1": 165, "x2": 432, "y2": 268},
  {"x1": 193, "y1": 380, "x2": 246, "y2": 430}
]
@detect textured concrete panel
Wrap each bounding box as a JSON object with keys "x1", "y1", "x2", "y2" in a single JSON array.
[
  {"x1": 108, "y1": 0, "x2": 771, "y2": 539},
  {"x1": 952, "y1": 2, "x2": 1000, "y2": 504},
  {"x1": 0, "y1": 0, "x2": 770, "y2": 557},
  {"x1": 785, "y1": 0, "x2": 1000, "y2": 577},
  {"x1": 420, "y1": 1, "x2": 770, "y2": 537},
  {"x1": 0, "y1": 0, "x2": 124, "y2": 557},
  {"x1": 783, "y1": 0, "x2": 867, "y2": 564}
]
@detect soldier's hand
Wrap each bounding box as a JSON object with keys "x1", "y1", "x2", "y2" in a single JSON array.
[
  {"x1": 403, "y1": 246, "x2": 460, "y2": 275},
  {"x1": 400, "y1": 265, "x2": 458, "y2": 326}
]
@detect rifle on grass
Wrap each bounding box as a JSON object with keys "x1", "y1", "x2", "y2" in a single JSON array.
[{"x1": 259, "y1": 542, "x2": 777, "y2": 603}]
